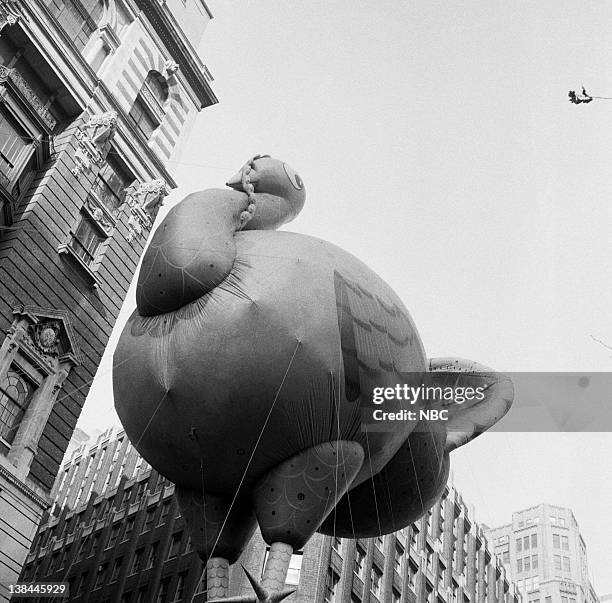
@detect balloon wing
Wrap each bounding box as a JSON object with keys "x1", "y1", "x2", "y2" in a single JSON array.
[{"x1": 428, "y1": 357, "x2": 514, "y2": 453}]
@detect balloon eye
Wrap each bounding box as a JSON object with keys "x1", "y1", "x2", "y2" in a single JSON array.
[{"x1": 283, "y1": 163, "x2": 303, "y2": 190}]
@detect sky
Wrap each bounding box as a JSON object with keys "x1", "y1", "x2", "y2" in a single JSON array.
[{"x1": 78, "y1": 1, "x2": 612, "y2": 594}]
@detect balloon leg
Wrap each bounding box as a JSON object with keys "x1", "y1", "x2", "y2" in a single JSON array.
[
  {"x1": 262, "y1": 542, "x2": 293, "y2": 592},
  {"x1": 207, "y1": 557, "x2": 230, "y2": 598}
]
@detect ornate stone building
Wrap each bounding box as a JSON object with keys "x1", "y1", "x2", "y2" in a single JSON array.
[
  {"x1": 486, "y1": 505, "x2": 600, "y2": 603},
  {"x1": 23, "y1": 429, "x2": 521, "y2": 603},
  {"x1": 0, "y1": 0, "x2": 217, "y2": 596}
]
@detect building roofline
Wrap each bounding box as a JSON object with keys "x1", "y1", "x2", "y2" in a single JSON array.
[
  {"x1": 133, "y1": 0, "x2": 218, "y2": 109},
  {"x1": 198, "y1": 0, "x2": 214, "y2": 20}
]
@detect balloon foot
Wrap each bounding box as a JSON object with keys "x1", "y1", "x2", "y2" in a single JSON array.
[{"x1": 207, "y1": 565, "x2": 295, "y2": 602}]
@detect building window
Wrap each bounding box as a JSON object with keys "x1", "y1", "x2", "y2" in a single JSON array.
[
  {"x1": 47, "y1": 552, "x2": 59, "y2": 575},
  {"x1": 172, "y1": 572, "x2": 186, "y2": 602},
  {"x1": 59, "y1": 546, "x2": 71, "y2": 569},
  {"x1": 94, "y1": 562, "x2": 108, "y2": 589},
  {"x1": 517, "y1": 559, "x2": 522, "y2": 573},
  {"x1": 156, "y1": 578, "x2": 170, "y2": 603},
  {"x1": 44, "y1": 0, "x2": 104, "y2": 52},
  {"x1": 332, "y1": 536, "x2": 342, "y2": 554},
  {"x1": 0, "y1": 106, "x2": 45, "y2": 230},
  {"x1": 409, "y1": 526, "x2": 418, "y2": 550},
  {"x1": 96, "y1": 500, "x2": 109, "y2": 520},
  {"x1": 167, "y1": 532, "x2": 182, "y2": 560},
  {"x1": 286, "y1": 552, "x2": 303, "y2": 586},
  {"x1": 92, "y1": 154, "x2": 134, "y2": 217},
  {"x1": 119, "y1": 487, "x2": 132, "y2": 510},
  {"x1": 90, "y1": 532, "x2": 101, "y2": 557},
  {"x1": 394, "y1": 542, "x2": 404, "y2": 573},
  {"x1": 77, "y1": 539, "x2": 88, "y2": 561},
  {"x1": 392, "y1": 588, "x2": 401, "y2": 603},
  {"x1": 76, "y1": 572, "x2": 88, "y2": 596},
  {"x1": 67, "y1": 210, "x2": 106, "y2": 267},
  {"x1": 408, "y1": 559, "x2": 418, "y2": 588},
  {"x1": 110, "y1": 557, "x2": 122, "y2": 582},
  {"x1": 563, "y1": 556, "x2": 570, "y2": 572},
  {"x1": 131, "y1": 548, "x2": 143, "y2": 574},
  {"x1": 124, "y1": 518, "x2": 135, "y2": 541},
  {"x1": 354, "y1": 545, "x2": 366, "y2": 579},
  {"x1": 561, "y1": 535, "x2": 569, "y2": 550},
  {"x1": 532, "y1": 554, "x2": 538, "y2": 569},
  {"x1": 107, "y1": 525, "x2": 120, "y2": 548},
  {"x1": 524, "y1": 556, "x2": 530, "y2": 571},
  {"x1": 502, "y1": 550, "x2": 510, "y2": 564},
  {"x1": 143, "y1": 508, "x2": 155, "y2": 532},
  {"x1": 531, "y1": 533, "x2": 537, "y2": 548},
  {"x1": 0, "y1": 368, "x2": 34, "y2": 444},
  {"x1": 324, "y1": 569, "x2": 340, "y2": 603},
  {"x1": 129, "y1": 71, "x2": 168, "y2": 139},
  {"x1": 159, "y1": 500, "x2": 171, "y2": 525},
  {"x1": 523, "y1": 535, "x2": 530, "y2": 550},
  {"x1": 0, "y1": 110, "x2": 33, "y2": 194},
  {"x1": 370, "y1": 565, "x2": 382, "y2": 597},
  {"x1": 516, "y1": 538, "x2": 522, "y2": 552},
  {"x1": 554, "y1": 555, "x2": 562, "y2": 571},
  {"x1": 146, "y1": 542, "x2": 158, "y2": 569},
  {"x1": 135, "y1": 481, "x2": 148, "y2": 502},
  {"x1": 553, "y1": 533, "x2": 560, "y2": 548}
]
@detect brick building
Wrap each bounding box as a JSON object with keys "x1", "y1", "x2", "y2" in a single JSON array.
[
  {"x1": 485, "y1": 504, "x2": 600, "y2": 603},
  {"x1": 0, "y1": 0, "x2": 217, "y2": 594},
  {"x1": 23, "y1": 428, "x2": 522, "y2": 603}
]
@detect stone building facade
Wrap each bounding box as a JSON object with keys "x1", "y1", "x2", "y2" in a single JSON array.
[
  {"x1": 485, "y1": 504, "x2": 600, "y2": 603},
  {"x1": 22, "y1": 428, "x2": 521, "y2": 603},
  {"x1": 0, "y1": 0, "x2": 217, "y2": 595}
]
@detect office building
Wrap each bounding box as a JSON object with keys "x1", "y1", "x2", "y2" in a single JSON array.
[
  {"x1": 486, "y1": 504, "x2": 599, "y2": 603},
  {"x1": 23, "y1": 429, "x2": 521, "y2": 603}
]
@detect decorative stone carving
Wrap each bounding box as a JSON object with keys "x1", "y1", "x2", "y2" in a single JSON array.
[
  {"x1": 0, "y1": 0, "x2": 21, "y2": 33},
  {"x1": 125, "y1": 179, "x2": 168, "y2": 242},
  {"x1": 31, "y1": 321, "x2": 61, "y2": 356},
  {"x1": 72, "y1": 111, "x2": 118, "y2": 178},
  {"x1": 0, "y1": 65, "x2": 57, "y2": 130},
  {"x1": 164, "y1": 59, "x2": 179, "y2": 78},
  {"x1": 87, "y1": 111, "x2": 118, "y2": 144},
  {"x1": 85, "y1": 195, "x2": 114, "y2": 235},
  {"x1": 11, "y1": 306, "x2": 82, "y2": 369}
]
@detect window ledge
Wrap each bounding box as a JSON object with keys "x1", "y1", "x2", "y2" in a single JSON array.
[{"x1": 58, "y1": 243, "x2": 100, "y2": 289}]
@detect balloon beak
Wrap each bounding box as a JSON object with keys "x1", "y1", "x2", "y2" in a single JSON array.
[
  {"x1": 225, "y1": 169, "x2": 243, "y2": 191},
  {"x1": 226, "y1": 169, "x2": 258, "y2": 192}
]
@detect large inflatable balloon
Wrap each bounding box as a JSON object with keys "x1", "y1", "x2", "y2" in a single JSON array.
[{"x1": 113, "y1": 155, "x2": 513, "y2": 601}]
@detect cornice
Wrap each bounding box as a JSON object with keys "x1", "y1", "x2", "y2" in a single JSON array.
[
  {"x1": 133, "y1": 0, "x2": 218, "y2": 109},
  {"x1": 0, "y1": 463, "x2": 49, "y2": 508}
]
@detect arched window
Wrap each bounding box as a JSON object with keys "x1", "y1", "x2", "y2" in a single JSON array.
[
  {"x1": 0, "y1": 368, "x2": 34, "y2": 444},
  {"x1": 45, "y1": 0, "x2": 106, "y2": 52},
  {"x1": 129, "y1": 72, "x2": 169, "y2": 139}
]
